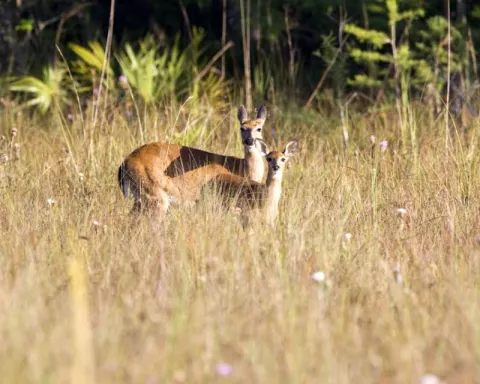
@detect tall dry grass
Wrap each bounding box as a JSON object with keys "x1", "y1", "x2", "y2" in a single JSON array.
[{"x1": 1, "y1": 100, "x2": 480, "y2": 383}]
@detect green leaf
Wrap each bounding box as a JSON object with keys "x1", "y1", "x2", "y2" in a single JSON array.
[
  {"x1": 15, "y1": 18, "x2": 34, "y2": 32},
  {"x1": 471, "y1": 5, "x2": 480, "y2": 18},
  {"x1": 344, "y1": 24, "x2": 389, "y2": 48},
  {"x1": 69, "y1": 41, "x2": 113, "y2": 91},
  {"x1": 367, "y1": 3, "x2": 385, "y2": 14},
  {"x1": 398, "y1": 9, "x2": 425, "y2": 21},
  {"x1": 9, "y1": 66, "x2": 67, "y2": 113},
  {"x1": 116, "y1": 34, "x2": 187, "y2": 103},
  {"x1": 350, "y1": 48, "x2": 392, "y2": 63},
  {"x1": 69, "y1": 42, "x2": 108, "y2": 72},
  {"x1": 386, "y1": 0, "x2": 398, "y2": 25},
  {"x1": 415, "y1": 60, "x2": 434, "y2": 82},
  {"x1": 347, "y1": 74, "x2": 382, "y2": 88},
  {"x1": 397, "y1": 44, "x2": 419, "y2": 69}
]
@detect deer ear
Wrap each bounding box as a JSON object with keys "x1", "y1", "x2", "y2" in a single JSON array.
[
  {"x1": 283, "y1": 140, "x2": 299, "y2": 157},
  {"x1": 256, "y1": 104, "x2": 267, "y2": 121},
  {"x1": 238, "y1": 105, "x2": 248, "y2": 123},
  {"x1": 256, "y1": 139, "x2": 269, "y2": 157}
]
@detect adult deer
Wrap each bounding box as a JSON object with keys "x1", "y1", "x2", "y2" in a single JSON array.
[{"x1": 118, "y1": 105, "x2": 268, "y2": 215}]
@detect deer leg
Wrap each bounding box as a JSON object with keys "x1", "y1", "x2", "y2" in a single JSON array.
[
  {"x1": 141, "y1": 187, "x2": 172, "y2": 220},
  {"x1": 129, "y1": 199, "x2": 143, "y2": 216}
]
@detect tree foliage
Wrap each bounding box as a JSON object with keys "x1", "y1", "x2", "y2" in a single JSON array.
[{"x1": 1, "y1": 0, "x2": 479, "y2": 112}]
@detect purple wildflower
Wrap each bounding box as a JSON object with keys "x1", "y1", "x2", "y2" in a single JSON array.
[
  {"x1": 379, "y1": 140, "x2": 388, "y2": 152},
  {"x1": 215, "y1": 363, "x2": 233, "y2": 377}
]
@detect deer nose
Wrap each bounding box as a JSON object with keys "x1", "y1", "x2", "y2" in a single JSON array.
[
  {"x1": 272, "y1": 165, "x2": 280, "y2": 171},
  {"x1": 244, "y1": 138, "x2": 254, "y2": 146}
]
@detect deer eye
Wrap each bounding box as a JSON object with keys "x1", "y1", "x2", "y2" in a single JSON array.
[
  {"x1": 266, "y1": 157, "x2": 272, "y2": 162},
  {"x1": 281, "y1": 158, "x2": 286, "y2": 162},
  {"x1": 256, "y1": 128, "x2": 262, "y2": 132},
  {"x1": 240, "y1": 127, "x2": 246, "y2": 132}
]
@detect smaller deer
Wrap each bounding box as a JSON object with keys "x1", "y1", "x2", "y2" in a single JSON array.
[{"x1": 209, "y1": 139, "x2": 299, "y2": 226}]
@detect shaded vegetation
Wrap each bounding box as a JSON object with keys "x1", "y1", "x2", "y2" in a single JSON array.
[{"x1": 1, "y1": 0, "x2": 480, "y2": 114}]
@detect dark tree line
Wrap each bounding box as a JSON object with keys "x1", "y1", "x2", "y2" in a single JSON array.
[{"x1": 1, "y1": 0, "x2": 479, "y2": 104}]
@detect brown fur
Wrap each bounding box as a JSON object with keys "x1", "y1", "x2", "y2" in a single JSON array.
[{"x1": 118, "y1": 105, "x2": 268, "y2": 215}]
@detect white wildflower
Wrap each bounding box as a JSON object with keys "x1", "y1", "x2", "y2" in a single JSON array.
[
  {"x1": 312, "y1": 271, "x2": 326, "y2": 283},
  {"x1": 396, "y1": 208, "x2": 407, "y2": 217},
  {"x1": 418, "y1": 374, "x2": 442, "y2": 384}
]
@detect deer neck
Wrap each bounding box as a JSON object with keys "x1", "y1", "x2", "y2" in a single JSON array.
[
  {"x1": 264, "y1": 171, "x2": 283, "y2": 226},
  {"x1": 244, "y1": 146, "x2": 265, "y2": 183}
]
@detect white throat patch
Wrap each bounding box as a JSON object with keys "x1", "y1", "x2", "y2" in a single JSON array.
[{"x1": 271, "y1": 172, "x2": 282, "y2": 180}]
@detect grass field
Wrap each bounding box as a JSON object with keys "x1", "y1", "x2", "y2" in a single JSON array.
[{"x1": 1, "y1": 101, "x2": 480, "y2": 383}]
